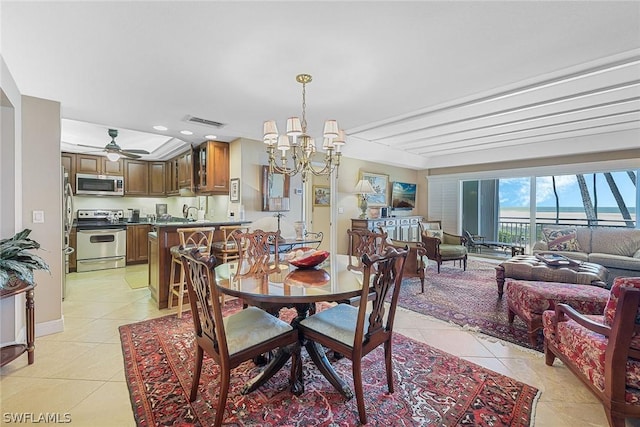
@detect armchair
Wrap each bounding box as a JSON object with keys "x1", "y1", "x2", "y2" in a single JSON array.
[
  {"x1": 419, "y1": 222, "x2": 468, "y2": 273},
  {"x1": 542, "y1": 277, "x2": 640, "y2": 426}
]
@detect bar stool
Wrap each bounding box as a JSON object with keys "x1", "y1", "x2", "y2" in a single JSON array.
[
  {"x1": 211, "y1": 225, "x2": 249, "y2": 265},
  {"x1": 168, "y1": 227, "x2": 215, "y2": 318}
]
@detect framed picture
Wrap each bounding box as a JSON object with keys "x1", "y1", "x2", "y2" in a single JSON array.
[
  {"x1": 313, "y1": 186, "x2": 330, "y2": 206},
  {"x1": 360, "y1": 171, "x2": 388, "y2": 207},
  {"x1": 230, "y1": 178, "x2": 240, "y2": 202}
]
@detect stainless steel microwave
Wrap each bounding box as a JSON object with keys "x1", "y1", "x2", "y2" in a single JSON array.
[{"x1": 76, "y1": 173, "x2": 124, "y2": 196}]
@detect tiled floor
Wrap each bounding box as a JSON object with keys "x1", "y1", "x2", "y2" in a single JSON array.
[{"x1": 0, "y1": 260, "x2": 625, "y2": 426}]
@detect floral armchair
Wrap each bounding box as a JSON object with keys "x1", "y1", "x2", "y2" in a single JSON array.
[{"x1": 542, "y1": 277, "x2": 640, "y2": 426}]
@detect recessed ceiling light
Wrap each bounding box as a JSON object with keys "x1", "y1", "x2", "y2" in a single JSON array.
[
  {"x1": 153, "y1": 125, "x2": 168, "y2": 131},
  {"x1": 204, "y1": 134, "x2": 217, "y2": 140},
  {"x1": 180, "y1": 130, "x2": 193, "y2": 135}
]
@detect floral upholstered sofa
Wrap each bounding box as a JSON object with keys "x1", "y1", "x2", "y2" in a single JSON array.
[{"x1": 532, "y1": 226, "x2": 640, "y2": 282}]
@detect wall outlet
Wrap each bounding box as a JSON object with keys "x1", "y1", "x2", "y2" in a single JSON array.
[{"x1": 32, "y1": 210, "x2": 45, "y2": 223}]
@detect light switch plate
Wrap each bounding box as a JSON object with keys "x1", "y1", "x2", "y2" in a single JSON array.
[
  {"x1": 33, "y1": 210, "x2": 45, "y2": 223},
  {"x1": 338, "y1": 207, "x2": 344, "y2": 214}
]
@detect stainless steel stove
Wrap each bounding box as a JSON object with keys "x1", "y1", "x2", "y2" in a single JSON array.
[{"x1": 76, "y1": 209, "x2": 126, "y2": 272}]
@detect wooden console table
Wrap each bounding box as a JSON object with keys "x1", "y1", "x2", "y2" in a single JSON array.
[{"x1": 0, "y1": 280, "x2": 36, "y2": 366}]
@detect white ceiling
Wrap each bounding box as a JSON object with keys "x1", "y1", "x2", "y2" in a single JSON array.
[{"x1": 2, "y1": 1, "x2": 639, "y2": 169}]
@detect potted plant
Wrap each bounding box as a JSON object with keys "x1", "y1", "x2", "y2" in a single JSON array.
[{"x1": 0, "y1": 229, "x2": 50, "y2": 289}]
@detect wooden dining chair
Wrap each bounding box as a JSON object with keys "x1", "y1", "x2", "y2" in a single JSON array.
[
  {"x1": 232, "y1": 228, "x2": 281, "y2": 272},
  {"x1": 180, "y1": 249, "x2": 299, "y2": 427},
  {"x1": 346, "y1": 228, "x2": 388, "y2": 272},
  {"x1": 168, "y1": 227, "x2": 215, "y2": 318},
  {"x1": 298, "y1": 245, "x2": 408, "y2": 425}
]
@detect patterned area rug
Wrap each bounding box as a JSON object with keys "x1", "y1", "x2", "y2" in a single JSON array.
[
  {"x1": 119, "y1": 301, "x2": 539, "y2": 426},
  {"x1": 399, "y1": 258, "x2": 543, "y2": 351}
]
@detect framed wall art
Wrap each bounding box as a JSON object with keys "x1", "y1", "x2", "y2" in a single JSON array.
[
  {"x1": 313, "y1": 185, "x2": 330, "y2": 206},
  {"x1": 230, "y1": 178, "x2": 240, "y2": 202},
  {"x1": 360, "y1": 171, "x2": 389, "y2": 207}
]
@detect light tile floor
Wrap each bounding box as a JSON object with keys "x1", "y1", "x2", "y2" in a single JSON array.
[{"x1": 0, "y1": 261, "x2": 633, "y2": 426}]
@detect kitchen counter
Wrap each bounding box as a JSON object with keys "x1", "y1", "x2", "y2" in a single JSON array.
[{"x1": 147, "y1": 219, "x2": 250, "y2": 309}]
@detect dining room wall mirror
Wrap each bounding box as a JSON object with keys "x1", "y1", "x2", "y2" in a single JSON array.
[{"x1": 261, "y1": 165, "x2": 291, "y2": 211}]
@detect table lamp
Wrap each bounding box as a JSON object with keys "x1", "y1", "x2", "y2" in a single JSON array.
[{"x1": 353, "y1": 179, "x2": 376, "y2": 219}]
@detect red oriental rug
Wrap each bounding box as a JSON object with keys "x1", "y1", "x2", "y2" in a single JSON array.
[
  {"x1": 119, "y1": 301, "x2": 539, "y2": 426},
  {"x1": 398, "y1": 259, "x2": 544, "y2": 351}
]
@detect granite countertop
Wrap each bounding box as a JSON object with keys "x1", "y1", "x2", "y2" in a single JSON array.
[{"x1": 74, "y1": 218, "x2": 250, "y2": 228}]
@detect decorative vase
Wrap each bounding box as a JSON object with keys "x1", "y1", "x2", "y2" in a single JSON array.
[{"x1": 294, "y1": 221, "x2": 306, "y2": 240}]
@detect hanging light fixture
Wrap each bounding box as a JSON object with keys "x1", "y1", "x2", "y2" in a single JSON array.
[{"x1": 263, "y1": 74, "x2": 345, "y2": 183}]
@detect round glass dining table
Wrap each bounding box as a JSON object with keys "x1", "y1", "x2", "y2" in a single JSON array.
[{"x1": 213, "y1": 254, "x2": 366, "y2": 398}]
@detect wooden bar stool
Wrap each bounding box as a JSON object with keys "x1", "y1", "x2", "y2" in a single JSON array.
[
  {"x1": 211, "y1": 225, "x2": 249, "y2": 265},
  {"x1": 168, "y1": 227, "x2": 215, "y2": 317}
]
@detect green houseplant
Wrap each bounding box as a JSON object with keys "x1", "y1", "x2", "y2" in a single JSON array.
[{"x1": 0, "y1": 229, "x2": 50, "y2": 289}]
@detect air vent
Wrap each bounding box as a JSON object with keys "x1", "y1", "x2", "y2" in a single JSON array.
[{"x1": 184, "y1": 115, "x2": 226, "y2": 128}]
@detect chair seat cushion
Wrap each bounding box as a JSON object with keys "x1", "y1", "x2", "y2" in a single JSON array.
[
  {"x1": 542, "y1": 311, "x2": 640, "y2": 404},
  {"x1": 300, "y1": 303, "x2": 368, "y2": 347},
  {"x1": 170, "y1": 244, "x2": 209, "y2": 257},
  {"x1": 212, "y1": 241, "x2": 237, "y2": 251},
  {"x1": 224, "y1": 306, "x2": 293, "y2": 355},
  {"x1": 439, "y1": 244, "x2": 467, "y2": 258}
]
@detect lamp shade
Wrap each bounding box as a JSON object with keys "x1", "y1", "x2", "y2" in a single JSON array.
[
  {"x1": 353, "y1": 179, "x2": 375, "y2": 194},
  {"x1": 286, "y1": 117, "x2": 303, "y2": 136},
  {"x1": 106, "y1": 152, "x2": 121, "y2": 162},
  {"x1": 263, "y1": 120, "x2": 278, "y2": 139},
  {"x1": 323, "y1": 120, "x2": 339, "y2": 138}
]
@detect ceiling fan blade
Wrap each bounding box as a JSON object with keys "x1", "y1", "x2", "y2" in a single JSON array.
[
  {"x1": 74, "y1": 143, "x2": 104, "y2": 149},
  {"x1": 122, "y1": 149, "x2": 150, "y2": 155},
  {"x1": 119, "y1": 151, "x2": 142, "y2": 159}
]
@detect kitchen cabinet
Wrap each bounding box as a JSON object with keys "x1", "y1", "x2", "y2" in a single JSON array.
[
  {"x1": 195, "y1": 141, "x2": 230, "y2": 194},
  {"x1": 61, "y1": 152, "x2": 76, "y2": 193},
  {"x1": 177, "y1": 148, "x2": 193, "y2": 189},
  {"x1": 148, "y1": 232, "x2": 159, "y2": 301},
  {"x1": 351, "y1": 216, "x2": 423, "y2": 243},
  {"x1": 69, "y1": 227, "x2": 77, "y2": 272},
  {"x1": 127, "y1": 224, "x2": 152, "y2": 264},
  {"x1": 124, "y1": 159, "x2": 149, "y2": 196},
  {"x1": 165, "y1": 158, "x2": 179, "y2": 196},
  {"x1": 148, "y1": 162, "x2": 166, "y2": 196},
  {"x1": 76, "y1": 153, "x2": 124, "y2": 175}
]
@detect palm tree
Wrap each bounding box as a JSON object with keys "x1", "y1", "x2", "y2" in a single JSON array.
[
  {"x1": 604, "y1": 173, "x2": 634, "y2": 227},
  {"x1": 576, "y1": 174, "x2": 597, "y2": 226}
]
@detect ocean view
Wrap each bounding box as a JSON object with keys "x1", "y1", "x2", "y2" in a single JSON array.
[{"x1": 499, "y1": 206, "x2": 637, "y2": 226}]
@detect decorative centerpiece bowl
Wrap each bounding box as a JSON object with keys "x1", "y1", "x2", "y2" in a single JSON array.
[{"x1": 285, "y1": 247, "x2": 329, "y2": 269}]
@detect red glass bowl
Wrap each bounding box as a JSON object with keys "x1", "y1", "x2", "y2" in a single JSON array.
[{"x1": 288, "y1": 250, "x2": 329, "y2": 268}]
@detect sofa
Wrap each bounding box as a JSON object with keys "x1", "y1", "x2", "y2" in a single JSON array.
[{"x1": 532, "y1": 225, "x2": 640, "y2": 282}]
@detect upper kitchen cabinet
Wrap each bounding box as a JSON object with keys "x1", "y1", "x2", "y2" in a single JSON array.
[
  {"x1": 177, "y1": 148, "x2": 193, "y2": 190},
  {"x1": 76, "y1": 153, "x2": 124, "y2": 175},
  {"x1": 124, "y1": 159, "x2": 149, "y2": 196},
  {"x1": 148, "y1": 162, "x2": 166, "y2": 196},
  {"x1": 195, "y1": 141, "x2": 229, "y2": 194},
  {"x1": 165, "y1": 157, "x2": 179, "y2": 196},
  {"x1": 61, "y1": 152, "x2": 76, "y2": 193}
]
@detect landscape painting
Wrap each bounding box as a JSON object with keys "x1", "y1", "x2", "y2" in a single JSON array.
[{"x1": 391, "y1": 182, "x2": 416, "y2": 210}]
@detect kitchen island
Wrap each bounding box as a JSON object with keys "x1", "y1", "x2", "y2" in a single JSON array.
[{"x1": 147, "y1": 219, "x2": 250, "y2": 309}]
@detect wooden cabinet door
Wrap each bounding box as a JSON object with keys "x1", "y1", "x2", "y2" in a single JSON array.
[
  {"x1": 69, "y1": 228, "x2": 77, "y2": 272},
  {"x1": 76, "y1": 154, "x2": 102, "y2": 174},
  {"x1": 102, "y1": 157, "x2": 124, "y2": 175},
  {"x1": 124, "y1": 160, "x2": 149, "y2": 195},
  {"x1": 165, "y1": 158, "x2": 179, "y2": 195},
  {"x1": 177, "y1": 149, "x2": 192, "y2": 189},
  {"x1": 148, "y1": 162, "x2": 166, "y2": 196},
  {"x1": 61, "y1": 152, "x2": 76, "y2": 193},
  {"x1": 197, "y1": 141, "x2": 229, "y2": 194},
  {"x1": 126, "y1": 224, "x2": 151, "y2": 263}
]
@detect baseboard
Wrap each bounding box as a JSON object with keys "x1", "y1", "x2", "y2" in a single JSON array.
[{"x1": 36, "y1": 316, "x2": 64, "y2": 337}]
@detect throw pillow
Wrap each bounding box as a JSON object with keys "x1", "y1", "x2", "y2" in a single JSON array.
[
  {"x1": 604, "y1": 277, "x2": 640, "y2": 326},
  {"x1": 542, "y1": 226, "x2": 581, "y2": 252},
  {"x1": 423, "y1": 229, "x2": 444, "y2": 240}
]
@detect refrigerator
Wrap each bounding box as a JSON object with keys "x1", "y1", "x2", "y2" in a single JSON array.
[{"x1": 62, "y1": 167, "x2": 74, "y2": 299}]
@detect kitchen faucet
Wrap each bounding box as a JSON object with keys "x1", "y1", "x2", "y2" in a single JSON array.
[{"x1": 182, "y1": 204, "x2": 199, "y2": 219}]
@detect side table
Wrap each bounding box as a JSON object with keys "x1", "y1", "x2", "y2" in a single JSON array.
[{"x1": 1, "y1": 280, "x2": 36, "y2": 366}]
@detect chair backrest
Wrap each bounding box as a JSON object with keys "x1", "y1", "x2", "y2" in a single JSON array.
[
  {"x1": 180, "y1": 249, "x2": 230, "y2": 358},
  {"x1": 347, "y1": 228, "x2": 388, "y2": 271},
  {"x1": 177, "y1": 227, "x2": 215, "y2": 254},
  {"x1": 356, "y1": 245, "x2": 408, "y2": 345},
  {"x1": 232, "y1": 228, "x2": 280, "y2": 267},
  {"x1": 420, "y1": 220, "x2": 442, "y2": 231}
]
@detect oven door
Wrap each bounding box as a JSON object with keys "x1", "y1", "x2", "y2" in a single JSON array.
[{"x1": 76, "y1": 228, "x2": 126, "y2": 272}]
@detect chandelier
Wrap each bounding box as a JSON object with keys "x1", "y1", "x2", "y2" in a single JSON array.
[{"x1": 263, "y1": 74, "x2": 345, "y2": 183}]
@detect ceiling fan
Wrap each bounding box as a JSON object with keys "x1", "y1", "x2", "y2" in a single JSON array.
[{"x1": 77, "y1": 129, "x2": 150, "y2": 161}]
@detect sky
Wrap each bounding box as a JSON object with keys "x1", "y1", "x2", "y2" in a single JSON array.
[{"x1": 499, "y1": 171, "x2": 637, "y2": 209}]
